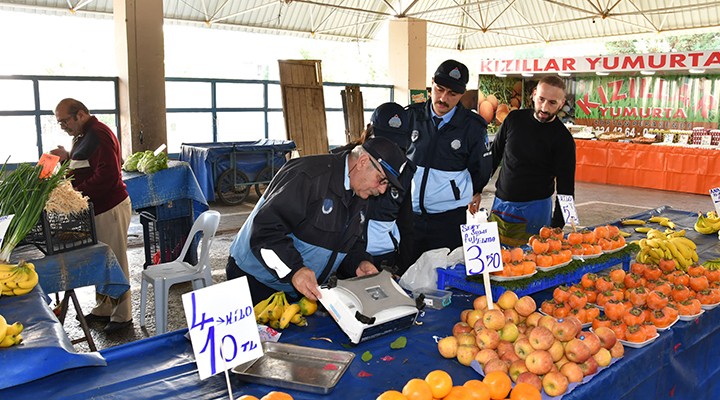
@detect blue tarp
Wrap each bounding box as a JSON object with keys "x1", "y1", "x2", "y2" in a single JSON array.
[
  {"x1": 180, "y1": 139, "x2": 296, "y2": 202},
  {"x1": 2, "y1": 207, "x2": 720, "y2": 398},
  {"x1": 123, "y1": 160, "x2": 209, "y2": 219},
  {"x1": 0, "y1": 286, "x2": 106, "y2": 390},
  {"x1": 12, "y1": 243, "x2": 130, "y2": 299}
]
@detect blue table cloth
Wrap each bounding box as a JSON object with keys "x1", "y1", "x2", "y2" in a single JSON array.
[
  {"x1": 2, "y1": 206, "x2": 720, "y2": 398},
  {"x1": 0, "y1": 285, "x2": 106, "y2": 390},
  {"x1": 1, "y1": 289, "x2": 719, "y2": 399},
  {"x1": 180, "y1": 139, "x2": 295, "y2": 202},
  {"x1": 12, "y1": 242, "x2": 130, "y2": 299},
  {"x1": 123, "y1": 160, "x2": 208, "y2": 218}
]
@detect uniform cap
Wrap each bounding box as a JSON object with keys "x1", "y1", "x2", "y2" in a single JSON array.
[{"x1": 433, "y1": 59, "x2": 469, "y2": 94}]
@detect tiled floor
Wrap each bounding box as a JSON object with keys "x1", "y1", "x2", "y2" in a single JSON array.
[{"x1": 60, "y1": 176, "x2": 714, "y2": 352}]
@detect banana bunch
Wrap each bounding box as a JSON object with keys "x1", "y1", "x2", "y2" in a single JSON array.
[
  {"x1": 0, "y1": 261, "x2": 39, "y2": 296},
  {"x1": 648, "y1": 215, "x2": 677, "y2": 230},
  {"x1": 253, "y1": 291, "x2": 309, "y2": 330},
  {"x1": 703, "y1": 258, "x2": 720, "y2": 270},
  {"x1": 694, "y1": 211, "x2": 720, "y2": 235},
  {"x1": 635, "y1": 228, "x2": 698, "y2": 271},
  {"x1": 0, "y1": 314, "x2": 24, "y2": 348}
]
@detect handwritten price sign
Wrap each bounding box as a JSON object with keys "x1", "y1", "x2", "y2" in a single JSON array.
[
  {"x1": 710, "y1": 187, "x2": 720, "y2": 215},
  {"x1": 557, "y1": 195, "x2": 580, "y2": 226},
  {"x1": 182, "y1": 277, "x2": 263, "y2": 380},
  {"x1": 461, "y1": 222, "x2": 502, "y2": 276}
]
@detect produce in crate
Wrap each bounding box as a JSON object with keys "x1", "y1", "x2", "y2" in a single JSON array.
[{"x1": 0, "y1": 161, "x2": 68, "y2": 263}]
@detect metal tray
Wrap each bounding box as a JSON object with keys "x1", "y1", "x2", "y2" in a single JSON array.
[{"x1": 231, "y1": 342, "x2": 355, "y2": 394}]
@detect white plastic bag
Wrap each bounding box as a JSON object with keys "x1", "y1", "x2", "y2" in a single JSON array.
[{"x1": 398, "y1": 247, "x2": 450, "y2": 292}]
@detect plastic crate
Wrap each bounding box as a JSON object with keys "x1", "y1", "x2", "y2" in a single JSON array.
[
  {"x1": 139, "y1": 200, "x2": 197, "y2": 269},
  {"x1": 436, "y1": 253, "x2": 631, "y2": 298},
  {"x1": 23, "y1": 203, "x2": 98, "y2": 255}
]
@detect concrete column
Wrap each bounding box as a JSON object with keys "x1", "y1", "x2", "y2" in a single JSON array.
[
  {"x1": 388, "y1": 17, "x2": 427, "y2": 106},
  {"x1": 113, "y1": 0, "x2": 167, "y2": 157}
]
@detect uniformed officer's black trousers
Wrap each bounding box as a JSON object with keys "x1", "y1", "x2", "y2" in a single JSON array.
[{"x1": 409, "y1": 206, "x2": 467, "y2": 266}]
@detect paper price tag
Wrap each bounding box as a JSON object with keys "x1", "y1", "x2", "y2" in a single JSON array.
[
  {"x1": 663, "y1": 134, "x2": 674, "y2": 144},
  {"x1": 710, "y1": 187, "x2": 720, "y2": 215},
  {"x1": 461, "y1": 222, "x2": 502, "y2": 276},
  {"x1": 0, "y1": 215, "x2": 14, "y2": 249},
  {"x1": 557, "y1": 194, "x2": 579, "y2": 226},
  {"x1": 182, "y1": 277, "x2": 263, "y2": 380}
]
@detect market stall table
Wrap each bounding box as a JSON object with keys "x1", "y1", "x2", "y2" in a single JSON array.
[
  {"x1": 3, "y1": 207, "x2": 718, "y2": 399},
  {"x1": 122, "y1": 160, "x2": 208, "y2": 219},
  {"x1": 574, "y1": 139, "x2": 720, "y2": 195},
  {"x1": 10, "y1": 243, "x2": 131, "y2": 352}
]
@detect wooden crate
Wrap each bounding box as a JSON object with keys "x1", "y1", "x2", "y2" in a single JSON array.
[{"x1": 278, "y1": 60, "x2": 328, "y2": 156}]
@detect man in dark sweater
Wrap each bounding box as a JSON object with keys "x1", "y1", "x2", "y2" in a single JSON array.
[
  {"x1": 51, "y1": 98, "x2": 133, "y2": 333},
  {"x1": 489, "y1": 76, "x2": 576, "y2": 246}
]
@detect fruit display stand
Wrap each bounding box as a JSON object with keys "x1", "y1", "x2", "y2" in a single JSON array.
[
  {"x1": 2, "y1": 208, "x2": 718, "y2": 398},
  {"x1": 2, "y1": 278, "x2": 719, "y2": 399},
  {"x1": 437, "y1": 250, "x2": 633, "y2": 299},
  {"x1": 575, "y1": 139, "x2": 720, "y2": 195}
]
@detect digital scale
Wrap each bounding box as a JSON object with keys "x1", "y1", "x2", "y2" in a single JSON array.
[{"x1": 318, "y1": 270, "x2": 424, "y2": 344}]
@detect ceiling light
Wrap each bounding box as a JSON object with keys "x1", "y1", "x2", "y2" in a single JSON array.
[
  {"x1": 558, "y1": 72, "x2": 572, "y2": 77},
  {"x1": 521, "y1": 72, "x2": 534, "y2": 77},
  {"x1": 640, "y1": 70, "x2": 655, "y2": 76},
  {"x1": 689, "y1": 68, "x2": 705, "y2": 74},
  {"x1": 495, "y1": 73, "x2": 507, "y2": 78},
  {"x1": 596, "y1": 71, "x2": 610, "y2": 76}
]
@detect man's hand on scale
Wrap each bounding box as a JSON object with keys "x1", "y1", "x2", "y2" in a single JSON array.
[{"x1": 292, "y1": 266, "x2": 322, "y2": 300}]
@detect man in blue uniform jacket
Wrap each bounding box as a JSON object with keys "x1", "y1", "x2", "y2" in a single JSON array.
[
  {"x1": 226, "y1": 137, "x2": 407, "y2": 302},
  {"x1": 406, "y1": 59, "x2": 493, "y2": 264}
]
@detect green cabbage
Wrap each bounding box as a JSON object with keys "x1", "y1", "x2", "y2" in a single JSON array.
[
  {"x1": 122, "y1": 151, "x2": 146, "y2": 171},
  {"x1": 137, "y1": 151, "x2": 168, "y2": 174}
]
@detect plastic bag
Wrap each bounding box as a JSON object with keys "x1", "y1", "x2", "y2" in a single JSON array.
[{"x1": 398, "y1": 247, "x2": 450, "y2": 292}]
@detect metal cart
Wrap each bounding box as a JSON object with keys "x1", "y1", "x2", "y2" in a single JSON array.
[{"x1": 180, "y1": 139, "x2": 296, "y2": 205}]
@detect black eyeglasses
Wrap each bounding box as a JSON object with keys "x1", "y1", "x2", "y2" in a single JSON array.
[
  {"x1": 368, "y1": 157, "x2": 389, "y2": 186},
  {"x1": 57, "y1": 112, "x2": 77, "y2": 126}
]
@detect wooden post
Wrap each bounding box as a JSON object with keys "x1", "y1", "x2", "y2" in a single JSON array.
[{"x1": 341, "y1": 85, "x2": 364, "y2": 144}]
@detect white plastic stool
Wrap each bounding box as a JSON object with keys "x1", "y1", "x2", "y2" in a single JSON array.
[{"x1": 139, "y1": 210, "x2": 221, "y2": 334}]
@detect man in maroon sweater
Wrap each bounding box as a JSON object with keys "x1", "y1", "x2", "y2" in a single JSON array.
[{"x1": 51, "y1": 98, "x2": 133, "y2": 333}]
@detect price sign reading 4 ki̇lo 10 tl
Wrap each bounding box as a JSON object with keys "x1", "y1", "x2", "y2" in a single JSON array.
[
  {"x1": 461, "y1": 221, "x2": 503, "y2": 276},
  {"x1": 182, "y1": 277, "x2": 263, "y2": 380}
]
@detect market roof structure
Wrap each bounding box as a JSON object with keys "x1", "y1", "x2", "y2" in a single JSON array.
[{"x1": 1, "y1": 0, "x2": 719, "y2": 51}]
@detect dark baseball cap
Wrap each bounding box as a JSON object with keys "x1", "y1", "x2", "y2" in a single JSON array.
[
  {"x1": 433, "y1": 59, "x2": 469, "y2": 94},
  {"x1": 362, "y1": 136, "x2": 407, "y2": 189},
  {"x1": 370, "y1": 102, "x2": 410, "y2": 150}
]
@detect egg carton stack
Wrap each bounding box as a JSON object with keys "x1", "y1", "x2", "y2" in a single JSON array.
[
  {"x1": 711, "y1": 129, "x2": 720, "y2": 146},
  {"x1": 691, "y1": 127, "x2": 711, "y2": 145}
]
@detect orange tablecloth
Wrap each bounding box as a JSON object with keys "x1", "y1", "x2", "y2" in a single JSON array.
[{"x1": 575, "y1": 140, "x2": 720, "y2": 195}]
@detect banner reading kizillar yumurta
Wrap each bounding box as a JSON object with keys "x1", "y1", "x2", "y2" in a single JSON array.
[
  {"x1": 574, "y1": 75, "x2": 720, "y2": 135},
  {"x1": 477, "y1": 50, "x2": 720, "y2": 134}
]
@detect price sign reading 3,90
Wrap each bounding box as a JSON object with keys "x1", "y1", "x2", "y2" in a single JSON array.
[
  {"x1": 461, "y1": 221, "x2": 503, "y2": 276},
  {"x1": 182, "y1": 277, "x2": 264, "y2": 380}
]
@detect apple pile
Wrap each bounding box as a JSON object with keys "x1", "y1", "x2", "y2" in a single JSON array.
[{"x1": 437, "y1": 290, "x2": 623, "y2": 397}]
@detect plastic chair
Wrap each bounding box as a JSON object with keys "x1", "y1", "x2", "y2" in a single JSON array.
[{"x1": 139, "y1": 210, "x2": 221, "y2": 335}]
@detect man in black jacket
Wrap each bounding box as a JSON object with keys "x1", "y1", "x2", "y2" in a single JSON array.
[
  {"x1": 406, "y1": 59, "x2": 493, "y2": 264},
  {"x1": 226, "y1": 137, "x2": 407, "y2": 302}
]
